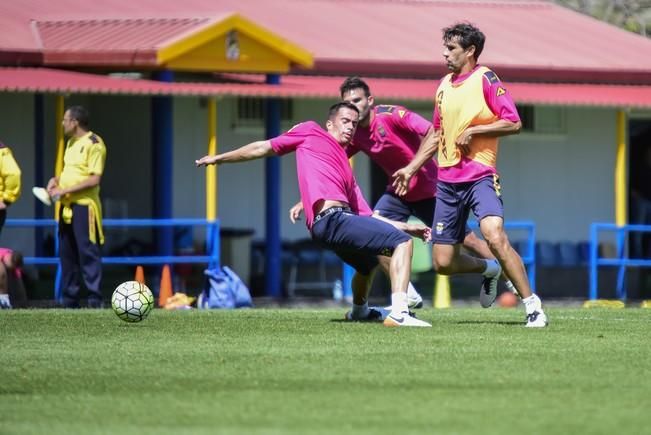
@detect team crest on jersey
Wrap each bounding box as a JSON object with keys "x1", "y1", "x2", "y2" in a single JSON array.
[
  {"x1": 376, "y1": 105, "x2": 396, "y2": 115},
  {"x1": 496, "y1": 87, "x2": 506, "y2": 97},
  {"x1": 377, "y1": 125, "x2": 386, "y2": 137},
  {"x1": 435, "y1": 222, "x2": 445, "y2": 235}
]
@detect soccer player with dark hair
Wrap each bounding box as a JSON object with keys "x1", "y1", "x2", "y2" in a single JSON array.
[
  {"x1": 46, "y1": 106, "x2": 106, "y2": 308},
  {"x1": 196, "y1": 102, "x2": 432, "y2": 327},
  {"x1": 393, "y1": 22, "x2": 548, "y2": 327}
]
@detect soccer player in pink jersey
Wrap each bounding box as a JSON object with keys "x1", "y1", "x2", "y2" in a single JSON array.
[
  {"x1": 196, "y1": 102, "x2": 432, "y2": 327},
  {"x1": 393, "y1": 23, "x2": 547, "y2": 327}
]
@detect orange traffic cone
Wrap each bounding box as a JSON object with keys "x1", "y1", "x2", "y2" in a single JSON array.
[
  {"x1": 134, "y1": 265, "x2": 145, "y2": 284},
  {"x1": 158, "y1": 265, "x2": 174, "y2": 308}
]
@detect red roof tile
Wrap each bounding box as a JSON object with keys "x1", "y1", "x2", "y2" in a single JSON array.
[
  {"x1": 2, "y1": 68, "x2": 651, "y2": 109},
  {"x1": 1, "y1": 1, "x2": 651, "y2": 83}
]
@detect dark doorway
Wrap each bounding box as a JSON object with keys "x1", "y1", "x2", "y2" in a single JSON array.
[{"x1": 628, "y1": 119, "x2": 651, "y2": 298}]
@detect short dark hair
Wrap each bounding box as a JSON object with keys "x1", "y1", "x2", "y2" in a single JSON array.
[
  {"x1": 328, "y1": 101, "x2": 359, "y2": 120},
  {"x1": 339, "y1": 76, "x2": 371, "y2": 98},
  {"x1": 66, "y1": 106, "x2": 90, "y2": 129},
  {"x1": 443, "y1": 22, "x2": 485, "y2": 61}
]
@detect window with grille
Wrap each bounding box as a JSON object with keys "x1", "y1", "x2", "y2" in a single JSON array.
[{"x1": 235, "y1": 97, "x2": 293, "y2": 127}]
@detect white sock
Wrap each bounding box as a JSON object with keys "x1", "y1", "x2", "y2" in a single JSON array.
[
  {"x1": 391, "y1": 292, "x2": 409, "y2": 315},
  {"x1": 0, "y1": 293, "x2": 11, "y2": 308},
  {"x1": 407, "y1": 282, "x2": 420, "y2": 299},
  {"x1": 352, "y1": 302, "x2": 370, "y2": 318},
  {"x1": 522, "y1": 294, "x2": 542, "y2": 314},
  {"x1": 482, "y1": 259, "x2": 500, "y2": 277},
  {"x1": 505, "y1": 280, "x2": 519, "y2": 296}
]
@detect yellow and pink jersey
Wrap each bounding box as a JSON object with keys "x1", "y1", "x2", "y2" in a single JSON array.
[{"x1": 433, "y1": 65, "x2": 520, "y2": 183}]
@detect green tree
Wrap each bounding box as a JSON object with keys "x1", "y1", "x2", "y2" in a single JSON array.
[{"x1": 554, "y1": 0, "x2": 651, "y2": 36}]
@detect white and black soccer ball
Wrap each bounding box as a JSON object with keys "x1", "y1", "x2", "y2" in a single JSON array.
[{"x1": 111, "y1": 281, "x2": 154, "y2": 323}]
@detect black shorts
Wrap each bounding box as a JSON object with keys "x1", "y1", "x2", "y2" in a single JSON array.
[{"x1": 310, "y1": 208, "x2": 410, "y2": 275}]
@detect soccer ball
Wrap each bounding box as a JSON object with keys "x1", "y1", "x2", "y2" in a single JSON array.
[{"x1": 111, "y1": 281, "x2": 154, "y2": 323}]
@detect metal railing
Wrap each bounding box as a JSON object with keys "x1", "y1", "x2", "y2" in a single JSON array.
[
  {"x1": 589, "y1": 223, "x2": 651, "y2": 300},
  {"x1": 6, "y1": 218, "x2": 220, "y2": 301}
]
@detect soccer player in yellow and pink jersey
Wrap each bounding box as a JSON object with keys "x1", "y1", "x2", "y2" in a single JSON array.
[{"x1": 393, "y1": 22, "x2": 547, "y2": 327}]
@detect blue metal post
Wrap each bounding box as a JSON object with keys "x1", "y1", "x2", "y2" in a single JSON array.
[
  {"x1": 265, "y1": 74, "x2": 282, "y2": 298},
  {"x1": 151, "y1": 71, "x2": 174, "y2": 258},
  {"x1": 343, "y1": 263, "x2": 354, "y2": 300},
  {"x1": 616, "y1": 227, "x2": 627, "y2": 300},
  {"x1": 589, "y1": 224, "x2": 598, "y2": 300},
  {"x1": 529, "y1": 223, "x2": 536, "y2": 290}
]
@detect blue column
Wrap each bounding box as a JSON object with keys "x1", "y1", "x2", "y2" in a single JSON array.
[
  {"x1": 151, "y1": 71, "x2": 174, "y2": 257},
  {"x1": 34, "y1": 94, "x2": 44, "y2": 256},
  {"x1": 265, "y1": 74, "x2": 282, "y2": 298}
]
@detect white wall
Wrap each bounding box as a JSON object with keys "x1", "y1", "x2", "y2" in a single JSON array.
[
  {"x1": 0, "y1": 92, "x2": 623, "y2": 255},
  {"x1": 498, "y1": 107, "x2": 617, "y2": 242}
]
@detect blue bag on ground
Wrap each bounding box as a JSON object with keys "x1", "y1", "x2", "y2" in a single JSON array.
[{"x1": 198, "y1": 266, "x2": 253, "y2": 309}]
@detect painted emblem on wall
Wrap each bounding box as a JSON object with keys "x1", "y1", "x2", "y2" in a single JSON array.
[{"x1": 226, "y1": 31, "x2": 240, "y2": 61}]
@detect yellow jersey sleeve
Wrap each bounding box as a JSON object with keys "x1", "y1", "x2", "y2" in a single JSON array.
[
  {"x1": 87, "y1": 141, "x2": 106, "y2": 176},
  {"x1": 0, "y1": 148, "x2": 21, "y2": 203}
]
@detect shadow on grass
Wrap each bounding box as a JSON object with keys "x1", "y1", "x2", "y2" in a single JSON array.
[{"x1": 455, "y1": 320, "x2": 523, "y2": 326}]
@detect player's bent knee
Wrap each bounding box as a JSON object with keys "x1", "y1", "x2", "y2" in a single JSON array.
[{"x1": 433, "y1": 252, "x2": 454, "y2": 274}]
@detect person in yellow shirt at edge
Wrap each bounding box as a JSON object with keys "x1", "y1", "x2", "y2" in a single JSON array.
[
  {"x1": 47, "y1": 106, "x2": 106, "y2": 308},
  {"x1": 0, "y1": 140, "x2": 22, "y2": 237}
]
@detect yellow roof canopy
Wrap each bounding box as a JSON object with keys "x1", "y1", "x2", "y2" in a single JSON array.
[{"x1": 157, "y1": 13, "x2": 313, "y2": 73}]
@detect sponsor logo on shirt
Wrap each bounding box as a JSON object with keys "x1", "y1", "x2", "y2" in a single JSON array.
[
  {"x1": 496, "y1": 87, "x2": 506, "y2": 97},
  {"x1": 376, "y1": 105, "x2": 396, "y2": 115},
  {"x1": 484, "y1": 71, "x2": 500, "y2": 84}
]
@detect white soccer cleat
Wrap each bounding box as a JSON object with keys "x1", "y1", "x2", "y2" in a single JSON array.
[
  {"x1": 383, "y1": 311, "x2": 432, "y2": 327},
  {"x1": 525, "y1": 309, "x2": 548, "y2": 328},
  {"x1": 407, "y1": 291, "x2": 424, "y2": 309},
  {"x1": 480, "y1": 260, "x2": 501, "y2": 308},
  {"x1": 344, "y1": 306, "x2": 388, "y2": 322},
  {"x1": 32, "y1": 187, "x2": 52, "y2": 206}
]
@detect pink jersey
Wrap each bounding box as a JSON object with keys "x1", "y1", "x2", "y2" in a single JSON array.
[
  {"x1": 0, "y1": 247, "x2": 21, "y2": 279},
  {"x1": 433, "y1": 65, "x2": 520, "y2": 183},
  {"x1": 347, "y1": 105, "x2": 437, "y2": 201},
  {"x1": 270, "y1": 121, "x2": 372, "y2": 229}
]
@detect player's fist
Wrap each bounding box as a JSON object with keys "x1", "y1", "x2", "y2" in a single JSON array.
[
  {"x1": 288, "y1": 201, "x2": 304, "y2": 224},
  {"x1": 195, "y1": 155, "x2": 219, "y2": 167}
]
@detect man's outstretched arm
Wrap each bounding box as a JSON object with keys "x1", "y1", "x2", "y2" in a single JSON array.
[{"x1": 195, "y1": 140, "x2": 275, "y2": 166}]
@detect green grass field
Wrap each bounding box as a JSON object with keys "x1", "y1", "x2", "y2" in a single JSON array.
[{"x1": 1, "y1": 307, "x2": 650, "y2": 435}]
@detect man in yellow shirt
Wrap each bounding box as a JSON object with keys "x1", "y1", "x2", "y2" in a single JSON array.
[
  {"x1": 0, "y1": 141, "x2": 22, "y2": 236},
  {"x1": 394, "y1": 23, "x2": 547, "y2": 327},
  {"x1": 47, "y1": 106, "x2": 106, "y2": 308}
]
